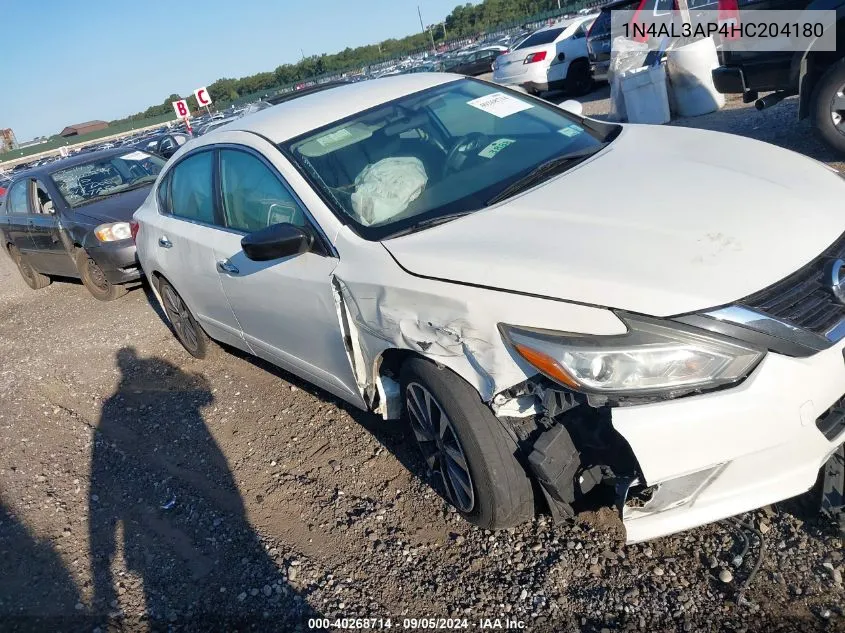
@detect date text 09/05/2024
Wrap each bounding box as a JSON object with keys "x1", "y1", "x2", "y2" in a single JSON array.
[{"x1": 307, "y1": 618, "x2": 527, "y2": 630}]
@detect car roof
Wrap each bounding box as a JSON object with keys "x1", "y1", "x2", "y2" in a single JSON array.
[
  {"x1": 216, "y1": 73, "x2": 460, "y2": 143},
  {"x1": 266, "y1": 81, "x2": 352, "y2": 105}
]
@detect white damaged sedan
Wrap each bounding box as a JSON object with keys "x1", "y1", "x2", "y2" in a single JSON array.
[{"x1": 133, "y1": 74, "x2": 845, "y2": 542}]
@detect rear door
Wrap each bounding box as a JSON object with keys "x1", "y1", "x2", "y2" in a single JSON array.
[
  {"x1": 5, "y1": 180, "x2": 37, "y2": 254},
  {"x1": 152, "y1": 149, "x2": 245, "y2": 349}
]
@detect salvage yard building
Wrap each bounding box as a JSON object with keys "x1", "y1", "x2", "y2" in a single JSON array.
[{"x1": 59, "y1": 120, "x2": 108, "y2": 137}]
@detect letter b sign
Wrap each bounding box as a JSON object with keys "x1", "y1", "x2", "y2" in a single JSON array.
[{"x1": 172, "y1": 99, "x2": 189, "y2": 119}]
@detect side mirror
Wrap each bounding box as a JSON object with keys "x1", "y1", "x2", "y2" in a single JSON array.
[
  {"x1": 559, "y1": 100, "x2": 584, "y2": 116},
  {"x1": 241, "y1": 222, "x2": 313, "y2": 262}
]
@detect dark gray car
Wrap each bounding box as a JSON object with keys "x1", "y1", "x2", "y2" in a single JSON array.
[{"x1": 0, "y1": 148, "x2": 166, "y2": 300}]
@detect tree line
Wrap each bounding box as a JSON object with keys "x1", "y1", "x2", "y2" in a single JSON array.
[{"x1": 113, "y1": 0, "x2": 571, "y2": 124}]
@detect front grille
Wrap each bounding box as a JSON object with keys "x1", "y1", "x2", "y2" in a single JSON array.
[{"x1": 743, "y1": 234, "x2": 845, "y2": 336}]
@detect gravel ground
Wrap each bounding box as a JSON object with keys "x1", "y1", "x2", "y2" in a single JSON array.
[{"x1": 1, "y1": 87, "x2": 844, "y2": 633}]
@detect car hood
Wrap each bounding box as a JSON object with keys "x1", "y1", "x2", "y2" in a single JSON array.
[
  {"x1": 382, "y1": 125, "x2": 845, "y2": 317},
  {"x1": 73, "y1": 185, "x2": 153, "y2": 224}
]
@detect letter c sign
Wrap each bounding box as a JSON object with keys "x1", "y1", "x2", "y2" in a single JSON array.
[{"x1": 194, "y1": 86, "x2": 213, "y2": 107}]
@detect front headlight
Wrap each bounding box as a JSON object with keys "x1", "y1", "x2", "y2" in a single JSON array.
[
  {"x1": 500, "y1": 315, "x2": 764, "y2": 396},
  {"x1": 94, "y1": 222, "x2": 132, "y2": 242}
]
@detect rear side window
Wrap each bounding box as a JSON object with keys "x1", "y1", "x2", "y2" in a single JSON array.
[
  {"x1": 7, "y1": 181, "x2": 29, "y2": 214},
  {"x1": 515, "y1": 28, "x2": 564, "y2": 49},
  {"x1": 168, "y1": 152, "x2": 215, "y2": 224}
]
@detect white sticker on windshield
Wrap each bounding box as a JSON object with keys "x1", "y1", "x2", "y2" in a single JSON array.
[
  {"x1": 317, "y1": 128, "x2": 353, "y2": 147},
  {"x1": 478, "y1": 138, "x2": 515, "y2": 158},
  {"x1": 120, "y1": 151, "x2": 150, "y2": 161},
  {"x1": 467, "y1": 92, "x2": 533, "y2": 118},
  {"x1": 558, "y1": 125, "x2": 583, "y2": 138}
]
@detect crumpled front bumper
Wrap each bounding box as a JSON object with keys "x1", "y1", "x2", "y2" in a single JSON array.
[{"x1": 612, "y1": 340, "x2": 845, "y2": 543}]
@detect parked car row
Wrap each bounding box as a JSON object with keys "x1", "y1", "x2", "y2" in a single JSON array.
[{"x1": 4, "y1": 72, "x2": 844, "y2": 545}]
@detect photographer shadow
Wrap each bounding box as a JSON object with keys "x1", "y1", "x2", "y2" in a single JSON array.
[{"x1": 88, "y1": 347, "x2": 320, "y2": 629}]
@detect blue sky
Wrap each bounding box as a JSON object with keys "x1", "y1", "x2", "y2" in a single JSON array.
[{"x1": 0, "y1": 0, "x2": 470, "y2": 141}]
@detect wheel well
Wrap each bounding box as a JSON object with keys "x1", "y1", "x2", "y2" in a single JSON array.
[
  {"x1": 149, "y1": 269, "x2": 164, "y2": 291},
  {"x1": 799, "y1": 22, "x2": 845, "y2": 118},
  {"x1": 376, "y1": 348, "x2": 417, "y2": 383},
  {"x1": 373, "y1": 348, "x2": 425, "y2": 419}
]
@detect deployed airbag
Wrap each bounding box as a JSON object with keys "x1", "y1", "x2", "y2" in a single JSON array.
[{"x1": 351, "y1": 157, "x2": 428, "y2": 226}]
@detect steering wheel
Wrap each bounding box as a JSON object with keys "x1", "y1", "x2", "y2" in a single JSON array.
[{"x1": 443, "y1": 132, "x2": 487, "y2": 177}]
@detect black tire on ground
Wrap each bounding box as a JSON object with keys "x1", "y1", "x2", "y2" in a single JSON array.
[
  {"x1": 157, "y1": 277, "x2": 213, "y2": 359},
  {"x1": 74, "y1": 248, "x2": 127, "y2": 301},
  {"x1": 400, "y1": 356, "x2": 535, "y2": 529},
  {"x1": 565, "y1": 59, "x2": 594, "y2": 97},
  {"x1": 9, "y1": 244, "x2": 51, "y2": 290},
  {"x1": 810, "y1": 58, "x2": 845, "y2": 155}
]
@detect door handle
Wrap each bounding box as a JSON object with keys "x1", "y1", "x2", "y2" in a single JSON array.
[
  {"x1": 216, "y1": 259, "x2": 239, "y2": 275},
  {"x1": 158, "y1": 236, "x2": 173, "y2": 248}
]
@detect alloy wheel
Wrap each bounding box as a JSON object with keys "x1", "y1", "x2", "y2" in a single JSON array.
[
  {"x1": 162, "y1": 285, "x2": 199, "y2": 351},
  {"x1": 406, "y1": 382, "x2": 475, "y2": 513},
  {"x1": 830, "y1": 85, "x2": 845, "y2": 133}
]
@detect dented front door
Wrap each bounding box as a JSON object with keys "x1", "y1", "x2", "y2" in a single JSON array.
[{"x1": 215, "y1": 239, "x2": 363, "y2": 407}]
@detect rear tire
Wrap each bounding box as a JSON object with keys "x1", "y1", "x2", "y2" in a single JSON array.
[
  {"x1": 158, "y1": 278, "x2": 213, "y2": 359},
  {"x1": 9, "y1": 244, "x2": 51, "y2": 290},
  {"x1": 400, "y1": 357, "x2": 534, "y2": 529},
  {"x1": 810, "y1": 58, "x2": 845, "y2": 155},
  {"x1": 74, "y1": 249, "x2": 127, "y2": 301},
  {"x1": 565, "y1": 59, "x2": 594, "y2": 97}
]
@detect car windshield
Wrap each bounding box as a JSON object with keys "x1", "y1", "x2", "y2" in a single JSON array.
[
  {"x1": 50, "y1": 151, "x2": 166, "y2": 207},
  {"x1": 283, "y1": 79, "x2": 612, "y2": 240}
]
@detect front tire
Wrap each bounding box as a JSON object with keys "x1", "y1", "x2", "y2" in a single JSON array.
[
  {"x1": 74, "y1": 249, "x2": 127, "y2": 301},
  {"x1": 158, "y1": 278, "x2": 213, "y2": 359},
  {"x1": 401, "y1": 357, "x2": 534, "y2": 529},
  {"x1": 9, "y1": 245, "x2": 51, "y2": 290},
  {"x1": 810, "y1": 58, "x2": 845, "y2": 154}
]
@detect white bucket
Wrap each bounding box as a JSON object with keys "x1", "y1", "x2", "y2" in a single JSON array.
[
  {"x1": 620, "y1": 64, "x2": 671, "y2": 124},
  {"x1": 666, "y1": 37, "x2": 726, "y2": 117}
]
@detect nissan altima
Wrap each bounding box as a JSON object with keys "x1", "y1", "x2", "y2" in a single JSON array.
[{"x1": 132, "y1": 74, "x2": 845, "y2": 542}]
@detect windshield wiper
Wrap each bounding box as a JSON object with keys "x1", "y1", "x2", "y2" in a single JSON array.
[
  {"x1": 485, "y1": 142, "x2": 610, "y2": 206},
  {"x1": 387, "y1": 211, "x2": 472, "y2": 238}
]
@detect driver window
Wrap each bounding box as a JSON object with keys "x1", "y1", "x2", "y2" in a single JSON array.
[
  {"x1": 34, "y1": 181, "x2": 54, "y2": 214},
  {"x1": 219, "y1": 149, "x2": 309, "y2": 233}
]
